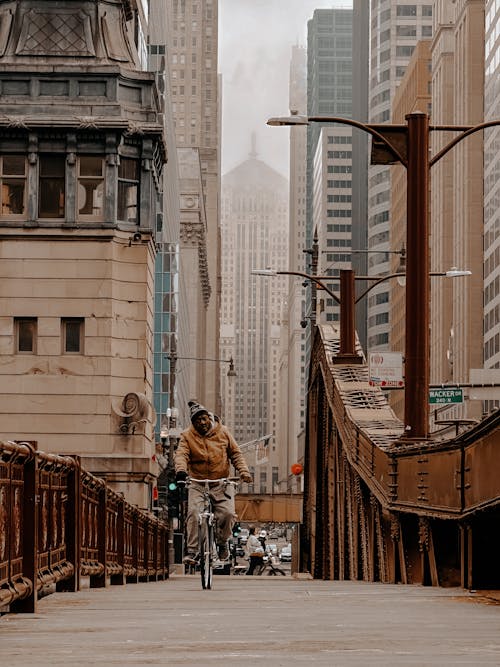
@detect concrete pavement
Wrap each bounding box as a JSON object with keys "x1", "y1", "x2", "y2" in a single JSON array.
[{"x1": 1, "y1": 575, "x2": 500, "y2": 666}]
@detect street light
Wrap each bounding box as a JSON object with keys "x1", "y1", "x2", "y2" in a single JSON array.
[
  {"x1": 252, "y1": 265, "x2": 469, "y2": 365},
  {"x1": 267, "y1": 110, "x2": 494, "y2": 440},
  {"x1": 165, "y1": 353, "x2": 237, "y2": 377}
]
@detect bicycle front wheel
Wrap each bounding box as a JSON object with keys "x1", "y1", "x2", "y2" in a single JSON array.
[{"x1": 199, "y1": 518, "x2": 214, "y2": 590}]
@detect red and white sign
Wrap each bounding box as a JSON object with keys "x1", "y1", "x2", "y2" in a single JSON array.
[{"x1": 369, "y1": 352, "x2": 404, "y2": 388}]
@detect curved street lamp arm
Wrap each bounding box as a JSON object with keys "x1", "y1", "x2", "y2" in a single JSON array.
[
  {"x1": 354, "y1": 273, "x2": 406, "y2": 304},
  {"x1": 277, "y1": 270, "x2": 340, "y2": 304},
  {"x1": 165, "y1": 353, "x2": 234, "y2": 364},
  {"x1": 430, "y1": 120, "x2": 500, "y2": 167},
  {"x1": 353, "y1": 270, "x2": 467, "y2": 304},
  {"x1": 306, "y1": 116, "x2": 407, "y2": 166}
]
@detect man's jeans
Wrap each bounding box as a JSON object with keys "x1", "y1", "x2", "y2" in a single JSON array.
[{"x1": 185, "y1": 481, "x2": 236, "y2": 553}]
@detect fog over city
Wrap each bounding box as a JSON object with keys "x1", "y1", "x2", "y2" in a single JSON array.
[{"x1": 219, "y1": 0, "x2": 352, "y2": 178}]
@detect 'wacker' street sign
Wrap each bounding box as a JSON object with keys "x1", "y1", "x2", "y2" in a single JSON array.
[{"x1": 429, "y1": 388, "x2": 463, "y2": 404}]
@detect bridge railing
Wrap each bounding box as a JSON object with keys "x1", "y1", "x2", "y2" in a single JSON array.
[{"x1": 0, "y1": 441, "x2": 168, "y2": 614}]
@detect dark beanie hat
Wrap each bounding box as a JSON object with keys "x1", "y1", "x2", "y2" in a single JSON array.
[{"x1": 188, "y1": 399, "x2": 209, "y2": 423}]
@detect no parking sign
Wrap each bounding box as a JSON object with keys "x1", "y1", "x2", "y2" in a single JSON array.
[{"x1": 369, "y1": 352, "x2": 404, "y2": 388}]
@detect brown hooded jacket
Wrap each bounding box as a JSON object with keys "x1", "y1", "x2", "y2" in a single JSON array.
[{"x1": 174, "y1": 418, "x2": 250, "y2": 480}]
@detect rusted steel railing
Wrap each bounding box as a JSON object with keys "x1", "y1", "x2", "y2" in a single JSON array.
[
  {"x1": 0, "y1": 441, "x2": 168, "y2": 614},
  {"x1": 303, "y1": 324, "x2": 500, "y2": 588}
]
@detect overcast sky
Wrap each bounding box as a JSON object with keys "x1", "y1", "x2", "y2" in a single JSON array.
[{"x1": 219, "y1": 0, "x2": 352, "y2": 179}]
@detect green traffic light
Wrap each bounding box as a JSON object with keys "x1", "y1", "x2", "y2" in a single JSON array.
[{"x1": 168, "y1": 481, "x2": 177, "y2": 491}]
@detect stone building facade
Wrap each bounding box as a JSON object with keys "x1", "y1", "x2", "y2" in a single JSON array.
[{"x1": 0, "y1": 0, "x2": 165, "y2": 509}]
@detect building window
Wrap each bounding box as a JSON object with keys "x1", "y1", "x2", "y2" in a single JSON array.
[
  {"x1": 0, "y1": 156, "x2": 26, "y2": 217},
  {"x1": 78, "y1": 156, "x2": 104, "y2": 219},
  {"x1": 62, "y1": 318, "x2": 84, "y2": 354},
  {"x1": 396, "y1": 5, "x2": 417, "y2": 16},
  {"x1": 117, "y1": 157, "x2": 139, "y2": 223},
  {"x1": 39, "y1": 155, "x2": 65, "y2": 218},
  {"x1": 16, "y1": 318, "x2": 37, "y2": 353}
]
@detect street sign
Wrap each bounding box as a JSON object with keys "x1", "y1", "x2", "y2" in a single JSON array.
[
  {"x1": 369, "y1": 352, "x2": 404, "y2": 388},
  {"x1": 429, "y1": 388, "x2": 463, "y2": 404},
  {"x1": 469, "y1": 369, "x2": 500, "y2": 400}
]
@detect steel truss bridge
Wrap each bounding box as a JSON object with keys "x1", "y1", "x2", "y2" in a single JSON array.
[{"x1": 302, "y1": 324, "x2": 500, "y2": 589}]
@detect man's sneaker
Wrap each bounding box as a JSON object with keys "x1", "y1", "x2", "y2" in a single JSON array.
[
  {"x1": 183, "y1": 552, "x2": 198, "y2": 565},
  {"x1": 217, "y1": 544, "x2": 229, "y2": 561}
]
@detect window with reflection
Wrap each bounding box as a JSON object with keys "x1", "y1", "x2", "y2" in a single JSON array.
[
  {"x1": 117, "y1": 157, "x2": 139, "y2": 223},
  {"x1": 15, "y1": 318, "x2": 37, "y2": 353},
  {"x1": 62, "y1": 318, "x2": 84, "y2": 354},
  {"x1": 0, "y1": 156, "x2": 26, "y2": 217},
  {"x1": 78, "y1": 156, "x2": 104, "y2": 218},
  {"x1": 39, "y1": 155, "x2": 65, "y2": 218}
]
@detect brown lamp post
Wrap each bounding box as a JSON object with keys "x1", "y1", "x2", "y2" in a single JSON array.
[{"x1": 267, "y1": 110, "x2": 493, "y2": 441}]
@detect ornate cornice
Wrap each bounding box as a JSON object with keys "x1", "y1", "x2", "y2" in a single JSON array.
[
  {"x1": 180, "y1": 221, "x2": 211, "y2": 307},
  {"x1": 179, "y1": 221, "x2": 204, "y2": 246}
]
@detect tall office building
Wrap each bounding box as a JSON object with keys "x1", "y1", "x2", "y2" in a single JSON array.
[
  {"x1": 430, "y1": 0, "x2": 484, "y2": 423},
  {"x1": 307, "y1": 9, "x2": 353, "y2": 323},
  {"x1": 367, "y1": 2, "x2": 433, "y2": 351},
  {"x1": 485, "y1": 1, "x2": 500, "y2": 388},
  {"x1": 390, "y1": 40, "x2": 431, "y2": 420},
  {"x1": 166, "y1": 0, "x2": 221, "y2": 424},
  {"x1": 220, "y1": 145, "x2": 289, "y2": 494},
  {"x1": 352, "y1": 0, "x2": 370, "y2": 353},
  {"x1": 149, "y1": 0, "x2": 183, "y2": 437},
  {"x1": 280, "y1": 45, "x2": 308, "y2": 491}
]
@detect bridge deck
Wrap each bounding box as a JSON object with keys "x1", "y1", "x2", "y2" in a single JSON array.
[{"x1": 1, "y1": 576, "x2": 499, "y2": 666}]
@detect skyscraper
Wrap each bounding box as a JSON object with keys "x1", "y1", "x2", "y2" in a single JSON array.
[
  {"x1": 484, "y1": 1, "x2": 500, "y2": 391},
  {"x1": 220, "y1": 145, "x2": 288, "y2": 493},
  {"x1": 367, "y1": 1, "x2": 433, "y2": 351},
  {"x1": 166, "y1": 0, "x2": 221, "y2": 423},
  {"x1": 307, "y1": 8, "x2": 353, "y2": 324},
  {"x1": 280, "y1": 44, "x2": 308, "y2": 491},
  {"x1": 430, "y1": 0, "x2": 484, "y2": 421},
  {"x1": 351, "y1": 0, "x2": 370, "y2": 352}
]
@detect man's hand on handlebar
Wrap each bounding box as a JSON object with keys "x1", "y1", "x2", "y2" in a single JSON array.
[
  {"x1": 240, "y1": 472, "x2": 253, "y2": 484},
  {"x1": 176, "y1": 470, "x2": 188, "y2": 483}
]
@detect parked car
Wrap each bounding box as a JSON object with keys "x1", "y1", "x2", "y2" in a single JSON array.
[
  {"x1": 279, "y1": 544, "x2": 292, "y2": 562},
  {"x1": 266, "y1": 543, "x2": 278, "y2": 556}
]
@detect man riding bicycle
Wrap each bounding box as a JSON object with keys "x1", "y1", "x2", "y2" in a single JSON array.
[{"x1": 174, "y1": 399, "x2": 253, "y2": 565}]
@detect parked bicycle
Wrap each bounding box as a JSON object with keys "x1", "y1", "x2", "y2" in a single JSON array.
[
  {"x1": 255, "y1": 554, "x2": 286, "y2": 576},
  {"x1": 181, "y1": 476, "x2": 239, "y2": 589},
  {"x1": 232, "y1": 552, "x2": 286, "y2": 576}
]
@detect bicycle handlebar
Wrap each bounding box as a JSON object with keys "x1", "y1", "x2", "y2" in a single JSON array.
[{"x1": 187, "y1": 476, "x2": 240, "y2": 484}]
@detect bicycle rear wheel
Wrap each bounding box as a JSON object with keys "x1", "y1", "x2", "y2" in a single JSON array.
[{"x1": 199, "y1": 518, "x2": 214, "y2": 589}]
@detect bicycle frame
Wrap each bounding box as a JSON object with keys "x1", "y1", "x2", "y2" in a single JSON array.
[{"x1": 187, "y1": 476, "x2": 239, "y2": 589}]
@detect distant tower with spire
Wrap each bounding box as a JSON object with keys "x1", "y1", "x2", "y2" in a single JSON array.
[
  {"x1": 249, "y1": 132, "x2": 258, "y2": 159},
  {"x1": 220, "y1": 145, "x2": 289, "y2": 493}
]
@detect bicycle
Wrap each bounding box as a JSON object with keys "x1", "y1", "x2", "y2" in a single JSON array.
[
  {"x1": 233, "y1": 551, "x2": 287, "y2": 576},
  {"x1": 255, "y1": 554, "x2": 286, "y2": 576},
  {"x1": 183, "y1": 476, "x2": 239, "y2": 589}
]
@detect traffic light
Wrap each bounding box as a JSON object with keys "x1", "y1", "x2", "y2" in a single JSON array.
[
  {"x1": 232, "y1": 522, "x2": 241, "y2": 538},
  {"x1": 166, "y1": 470, "x2": 180, "y2": 518}
]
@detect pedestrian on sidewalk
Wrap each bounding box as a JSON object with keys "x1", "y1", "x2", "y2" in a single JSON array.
[
  {"x1": 245, "y1": 526, "x2": 265, "y2": 575},
  {"x1": 175, "y1": 399, "x2": 253, "y2": 564}
]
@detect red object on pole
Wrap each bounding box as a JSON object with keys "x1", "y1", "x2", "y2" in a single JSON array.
[
  {"x1": 291, "y1": 463, "x2": 303, "y2": 476},
  {"x1": 152, "y1": 486, "x2": 158, "y2": 501},
  {"x1": 404, "y1": 111, "x2": 430, "y2": 440}
]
